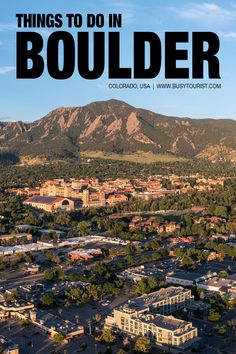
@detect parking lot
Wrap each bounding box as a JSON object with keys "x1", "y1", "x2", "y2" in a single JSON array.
[{"x1": 0, "y1": 318, "x2": 120, "y2": 354}]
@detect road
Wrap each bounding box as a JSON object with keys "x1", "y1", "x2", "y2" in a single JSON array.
[{"x1": 0, "y1": 273, "x2": 44, "y2": 289}]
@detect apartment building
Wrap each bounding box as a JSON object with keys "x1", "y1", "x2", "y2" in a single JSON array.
[
  {"x1": 105, "y1": 287, "x2": 197, "y2": 350},
  {"x1": 123, "y1": 287, "x2": 193, "y2": 316}
]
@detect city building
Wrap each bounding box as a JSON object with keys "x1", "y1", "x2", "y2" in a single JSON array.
[
  {"x1": 106, "y1": 193, "x2": 128, "y2": 205},
  {"x1": 0, "y1": 233, "x2": 32, "y2": 246},
  {"x1": 24, "y1": 263, "x2": 40, "y2": 274},
  {"x1": 123, "y1": 287, "x2": 194, "y2": 315},
  {"x1": 129, "y1": 216, "x2": 181, "y2": 234},
  {"x1": 0, "y1": 242, "x2": 54, "y2": 257},
  {"x1": 105, "y1": 287, "x2": 197, "y2": 350},
  {"x1": 68, "y1": 248, "x2": 103, "y2": 261},
  {"x1": 0, "y1": 299, "x2": 34, "y2": 313},
  {"x1": 19, "y1": 310, "x2": 84, "y2": 342},
  {"x1": 197, "y1": 276, "x2": 236, "y2": 295},
  {"x1": 106, "y1": 313, "x2": 197, "y2": 349},
  {"x1": 166, "y1": 271, "x2": 216, "y2": 286}
]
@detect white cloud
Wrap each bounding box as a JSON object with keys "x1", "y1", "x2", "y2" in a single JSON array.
[
  {"x1": 113, "y1": 2, "x2": 148, "y2": 11},
  {"x1": 110, "y1": 1, "x2": 150, "y2": 25},
  {"x1": 0, "y1": 66, "x2": 16, "y2": 74},
  {"x1": 222, "y1": 32, "x2": 236, "y2": 40},
  {"x1": 122, "y1": 11, "x2": 135, "y2": 25},
  {"x1": 170, "y1": 3, "x2": 236, "y2": 25},
  {"x1": 0, "y1": 23, "x2": 17, "y2": 31}
]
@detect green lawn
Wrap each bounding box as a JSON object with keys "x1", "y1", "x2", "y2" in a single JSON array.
[{"x1": 81, "y1": 150, "x2": 188, "y2": 164}]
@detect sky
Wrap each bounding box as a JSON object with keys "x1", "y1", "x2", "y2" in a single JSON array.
[{"x1": 0, "y1": 0, "x2": 236, "y2": 122}]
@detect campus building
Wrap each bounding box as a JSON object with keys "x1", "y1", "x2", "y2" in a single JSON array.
[{"x1": 23, "y1": 196, "x2": 75, "y2": 212}]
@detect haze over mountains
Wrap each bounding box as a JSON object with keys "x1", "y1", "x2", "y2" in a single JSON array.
[{"x1": 0, "y1": 99, "x2": 236, "y2": 162}]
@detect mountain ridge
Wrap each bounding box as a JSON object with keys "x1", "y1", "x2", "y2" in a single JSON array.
[{"x1": 0, "y1": 99, "x2": 236, "y2": 162}]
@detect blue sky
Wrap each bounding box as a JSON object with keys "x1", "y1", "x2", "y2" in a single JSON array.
[{"x1": 0, "y1": 0, "x2": 236, "y2": 122}]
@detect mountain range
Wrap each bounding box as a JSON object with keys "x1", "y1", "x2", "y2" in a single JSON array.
[{"x1": 0, "y1": 99, "x2": 236, "y2": 162}]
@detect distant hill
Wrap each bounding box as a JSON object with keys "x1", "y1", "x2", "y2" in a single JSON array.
[{"x1": 1, "y1": 99, "x2": 236, "y2": 162}]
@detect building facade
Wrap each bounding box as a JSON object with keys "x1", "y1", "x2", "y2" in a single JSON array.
[
  {"x1": 105, "y1": 287, "x2": 197, "y2": 350},
  {"x1": 23, "y1": 196, "x2": 75, "y2": 212},
  {"x1": 105, "y1": 310, "x2": 197, "y2": 348}
]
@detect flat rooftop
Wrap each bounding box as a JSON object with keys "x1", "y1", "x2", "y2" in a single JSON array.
[
  {"x1": 122, "y1": 286, "x2": 189, "y2": 312},
  {"x1": 0, "y1": 299, "x2": 33, "y2": 309},
  {"x1": 200, "y1": 277, "x2": 235, "y2": 288},
  {"x1": 34, "y1": 311, "x2": 83, "y2": 334},
  {"x1": 141, "y1": 314, "x2": 191, "y2": 331},
  {"x1": 168, "y1": 271, "x2": 216, "y2": 281}
]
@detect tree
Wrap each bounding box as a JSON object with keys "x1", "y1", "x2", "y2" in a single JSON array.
[
  {"x1": 40, "y1": 293, "x2": 56, "y2": 308},
  {"x1": 208, "y1": 308, "x2": 221, "y2": 322},
  {"x1": 134, "y1": 336, "x2": 151, "y2": 353},
  {"x1": 44, "y1": 269, "x2": 54, "y2": 281},
  {"x1": 104, "y1": 348, "x2": 113, "y2": 354},
  {"x1": 93, "y1": 313, "x2": 102, "y2": 323},
  {"x1": 124, "y1": 243, "x2": 136, "y2": 255},
  {"x1": 68, "y1": 287, "x2": 89, "y2": 305},
  {"x1": 94, "y1": 262, "x2": 110, "y2": 277},
  {"x1": 214, "y1": 206, "x2": 227, "y2": 218},
  {"x1": 150, "y1": 239, "x2": 161, "y2": 250},
  {"x1": 87, "y1": 284, "x2": 102, "y2": 301},
  {"x1": 135, "y1": 279, "x2": 149, "y2": 295},
  {"x1": 141, "y1": 255, "x2": 149, "y2": 264},
  {"x1": 20, "y1": 318, "x2": 30, "y2": 326},
  {"x1": 77, "y1": 221, "x2": 91, "y2": 235},
  {"x1": 69, "y1": 272, "x2": 79, "y2": 282},
  {"x1": 125, "y1": 255, "x2": 136, "y2": 266},
  {"x1": 53, "y1": 332, "x2": 66, "y2": 342},
  {"x1": 96, "y1": 329, "x2": 116, "y2": 344},
  {"x1": 54, "y1": 266, "x2": 66, "y2": 281},
  {"x1": 148, "y1": 276, "x2": 157, "y2": 291},
  {"x1": 4, "y1": 289, "x2": 19, "y2": 302},
  {"x1": 182, "y1": 256, "x2": 196, "y2": 270},
  {"x1": 217, "y1": 327, "x2": 227, "y2": 336},
  {"x1": 116, "y1": 350, "x2": 126, "y2": 354},
  {"x1": 218, "y1": 270, "x2": 228, "y2": 278}
]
